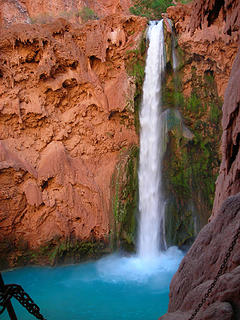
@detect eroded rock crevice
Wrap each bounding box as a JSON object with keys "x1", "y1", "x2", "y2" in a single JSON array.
[{"x1": 0, "y1": 13, "x2": 146, "y2": 268}]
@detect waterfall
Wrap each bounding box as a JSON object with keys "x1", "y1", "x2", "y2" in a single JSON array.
[
  {"x1": 170, "y1": 23, "x2": 178, "y2": 71},
  {"x1": 138, "y1": 20, "x2": 167, "y2": 258},
  {"x1": 172, "y1": 34, "x2": 178, "y2": 71}
]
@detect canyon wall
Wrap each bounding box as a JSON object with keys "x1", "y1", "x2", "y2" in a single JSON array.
[
  {"x1": 1, "y1": 0, "x2": 240, "y2": 274},
  {"x1": 161, "y1": 0, "x2": 240, "y2": 319},
  {"x1": 0, "y1": 11, "x2": 146, "y2": 268},
  {"x1": 0, "y1": 0, "x2": 131, "y2": 26},
  {"x1": 162, "y1": 0, "x2": 238, "y2": 247},
  {"x1": 160, "y1": 194, "x2": 240, "y2": 320}
]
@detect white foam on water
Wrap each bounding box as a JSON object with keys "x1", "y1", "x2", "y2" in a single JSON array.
[{"x1": 96, "y1": 247, "x2": 183, "y2": 285}]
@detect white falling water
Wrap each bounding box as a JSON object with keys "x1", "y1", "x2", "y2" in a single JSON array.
[
  {"x1": 138, "y1": 20, "x2": 167, "y2": 258},
  {"x1": 95, "y1": 21, "x2": 184, "y2": 280},
  {"x1": 167, "y1": 19, "x2": 178, "y2": 71},
  {"x1": 172, "y1": 34, "x2": 178, "y2": 71}
]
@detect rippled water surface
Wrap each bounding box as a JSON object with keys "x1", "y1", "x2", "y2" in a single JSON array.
[{"x1": 2, "y1": 247, "x2": 183, "y2": 320}]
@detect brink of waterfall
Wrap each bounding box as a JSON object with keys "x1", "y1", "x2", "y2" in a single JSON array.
[{"x1": 138, "y1": 20, "x2": 167, "y2": 258}]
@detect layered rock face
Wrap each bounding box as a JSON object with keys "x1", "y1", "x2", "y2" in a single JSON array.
[
  {"x1": 0, "y1": 14, "x2": 146, "y2": 268},
  {"x1": 161, "y1": 0, "x2": 240, "y2": 319}
]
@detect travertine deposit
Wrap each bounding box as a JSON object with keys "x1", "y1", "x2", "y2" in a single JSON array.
[
  {"x1": 0, "y1": 0, "x2": 131, "y2": 27},
  {"x1": 163, "y1": 0, "x2": 238, "y2": 247},
  {"x1": 167, "y1": 1, "x2": 238, "y2": 98},
  {"x1": 187, "y1": 0, "x2": 240, "y2": 217},
  {"x1": 0, "y1": 13, "x2": 146, "y2": 267},
  {"x1": 161, "y1": 0, "x2": 240, "y2": 319}
]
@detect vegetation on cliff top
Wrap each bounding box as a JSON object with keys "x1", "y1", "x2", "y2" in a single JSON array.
[
  {"x1": 130, "y1": 0, "x2": 173, "y2": 19},
  {"x1": 130, "y1": 0, "x2": 192, "y2": 20}
]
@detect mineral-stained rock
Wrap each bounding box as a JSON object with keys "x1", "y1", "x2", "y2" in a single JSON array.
[
  {"x1": 0, "y1": 14, "x2": 146, "y2": 268},
  {"x1": 163, "y1": 0, "x2": 239, "y2": 246},
  {"x1": 166, "y1": 0, "x2": 240, "y2": 221},
  {"x1": 189, "y1": 0, "x2": 240, "y2": 40},
  {"x1": 159, "y1": 193, "x2": 240, "y2": 320},
  {"x1": 167, "y1": 2, "x2": 238, "y2": 98},
  {"x1": 84, "y1": 0, "x2": 131, "y2": 17},
  {"x1": 186, "y1": 0, "x2": 240, "y2": 218},
  {"x1": 0, "y1": 0, "x2": 131, "y2": 27},
  {"x1": 160, "y1": 1, "x2": 240, "y2": 319},
  {"x1": 213, "y1": 47, "x2": 240, "y2": 217}
]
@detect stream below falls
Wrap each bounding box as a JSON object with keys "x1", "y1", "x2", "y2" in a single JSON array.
[{"x1": 2, "y1": 247, "x2": 183, "y2": 320}]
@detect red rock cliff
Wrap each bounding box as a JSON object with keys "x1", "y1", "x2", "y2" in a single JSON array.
[
  {"x1": 160, "y1": 194, "x2": 240, "y2": 320},
  {"x1": 163, "y1": 0, "x2": 238, "y2": 246},
  {"x1": 188, "y1": 0, "x2": 240, "y2": 218},
  {"x1": 0, "y1": 13, "x2": 146, "y2": 267},
  {"x1": 160, "y1": 0, "x2": 240, "y2": 319},
  {"x1": 167, "y1": 1, "x2": 238, "y2": 99},
  {"x1": 0, "y1": 0, "x2": 131, "y2": 27}
]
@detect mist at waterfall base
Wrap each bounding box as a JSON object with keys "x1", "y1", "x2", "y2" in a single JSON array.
[
  {"x1": 2, "y1": 21, "x2": 184, "y2": 320},
  {"x1": 2, "y1": 247, "x2": 183, "y2": 320}
]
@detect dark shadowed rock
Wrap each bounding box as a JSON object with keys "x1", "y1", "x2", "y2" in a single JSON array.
[
  {"x1": 187, "y1": 0, "x2": 240, "y2": 218},
  {"x1": 213, "y1": 47, "x2": 240, "y2": 216},
  {"x1": 159, "y1": 193, "x2": 240, "y2": 319},
  {"x1": 160, "y1": 302, "x2": 233, "y2": 320},
  {"x1": 189, "y1": 0, "x2": 240, "y2": 40}
]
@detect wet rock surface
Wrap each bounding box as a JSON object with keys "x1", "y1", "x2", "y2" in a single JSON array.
[
  {"x1": 183, "y1": 0, "x2": 240, "y2": 218},
  {"x1": 167, "y1": 1, "x2": 238, "y2": 98},
  {"x1": 162, "y1": 0, "x2": 239, "y2": 247},
  {"x1": 161, "y1": 0, "x2": 240, "y2": 318}
]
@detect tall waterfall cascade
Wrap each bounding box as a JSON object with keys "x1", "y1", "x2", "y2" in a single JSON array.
[{"x1": 138, "y1": 20, "x2": 167, "y2": 258}]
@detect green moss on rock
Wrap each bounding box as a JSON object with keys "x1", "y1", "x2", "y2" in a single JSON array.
[
  {"x1": 125, "y1": 33, "x2": 146, "y2": 134},
  {"x1": 163, "y1": 44, "x2": 222, "y2": 248},
  {"x1": 0, "y1": 238, "x2": 108, "y2": 270},
  {"x1": 111, "y1": 145, "x2": 139, "y2": 252}
]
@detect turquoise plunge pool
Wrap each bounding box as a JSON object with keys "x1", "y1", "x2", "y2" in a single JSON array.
[{"x1": 2, "y1": 247, "x2": 183, "y2": 320}]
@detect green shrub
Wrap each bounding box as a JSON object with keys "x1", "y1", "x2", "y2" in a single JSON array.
[
  {"x1": 209, "y1": 102, "x2": 221, "y2": 124},
  {"x1": 125, "y1": 33, "x2": 147, "y2": 134},
  {"x1": 77, "y1": 7, "x2": 98, "y2": 22},
  {"x1": 130, "y1": 0, "x2": 173, "y2": 20},
  {"x1": 111, "y1": 146, "x2": 139, "y2": 252},
  {"x1": 186, "y1": 93, "x2": 202, "y2": 113},
  {"x1": 173, "y1": 91, "x2": 185, "y2": 108},
  {"x1": 151, "y1": 0, "x2": 173, "y2": 12}
]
